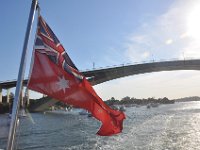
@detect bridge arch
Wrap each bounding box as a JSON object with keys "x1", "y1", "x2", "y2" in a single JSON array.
[
  {"x1": 84, "y1": 59, "x2": 200, "y2": 85},
  {"x1": 1, "y1": 59, "x2": 200, "y2": 88}
]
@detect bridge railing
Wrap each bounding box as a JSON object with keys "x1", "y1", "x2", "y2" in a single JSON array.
[{"x1": 80, "y1": 57, "x2": 197, "y2": 72}]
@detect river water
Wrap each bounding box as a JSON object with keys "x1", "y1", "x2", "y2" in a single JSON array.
[{"x1": 1, "y1": 101, "x2": 200, "y2": 150}]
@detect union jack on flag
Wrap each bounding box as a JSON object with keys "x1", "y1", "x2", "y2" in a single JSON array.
[{"x1": 34, "y1": 16, "x2": 83, "y2": 80}]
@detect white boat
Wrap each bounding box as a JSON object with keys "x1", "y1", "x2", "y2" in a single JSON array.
[
  {"x1": 119, "y1": 106, "x2": 126, "y2": 112},
  {"x1": 79, "y1": 109, "x2": 89, "y2": 115},
  {"x1": 79, "y1": 109, "x2": 92, "y2": 117},
  {"x1": 45, "y1": 108, "x2": 80, "y2": 115},
  {"x1": 150, "y1": 103, "x2": 159, "y2": 107}
]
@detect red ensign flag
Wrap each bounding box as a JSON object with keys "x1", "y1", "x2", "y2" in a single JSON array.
[{"x1": 28, "y1": 16, "x2": 125, "y2": 136}]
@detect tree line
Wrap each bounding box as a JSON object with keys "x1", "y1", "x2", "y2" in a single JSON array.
[{"x1": 104, "y1": 96, "x2": 175, "y2": 106}]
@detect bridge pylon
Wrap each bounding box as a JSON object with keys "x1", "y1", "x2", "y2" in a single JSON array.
[
  {"x1": 7, "y1": 88, "x2": 10, "y2": 103},
  {"x1": 0, "y1": 87, "x2": 2, "y2": 103}
]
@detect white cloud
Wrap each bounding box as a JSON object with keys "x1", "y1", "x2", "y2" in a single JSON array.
[
  {"x1": 180, "y1": 33, "x2": 188, "y2": 39},
  {"x1": 124, "y1": 44, "x2": 151, "y2": 63},
  {"x1": 181, "y1": 40, "x2": 200, "y2": 59},
  {"x1": 165, "y1": 39, "x2": 173, "y2": 45},
  {"x1": 129, "y1": 35, "x2": 147, "y2": 44},
  {"x1": 123, "y1": 0, "x2": 200, "y2": 62},
  {"x1": 95, "y1": 0, "x2": 200, "y2": 100}
]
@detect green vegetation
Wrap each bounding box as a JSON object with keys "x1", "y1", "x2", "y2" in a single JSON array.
[
  {"x1": 4, "y1": 94, "x2": 200, "y2": 114},
  {"x1": 174, "y1": 96, "x2": 200, "y2": 102},
  {"x1": 105, "y1": 96, "x2": 175, "y2": 106}
]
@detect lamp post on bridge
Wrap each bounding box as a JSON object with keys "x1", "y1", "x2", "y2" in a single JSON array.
[
  {"x1": 183, "y1": 52, "x2": 185, "y2": 60},
  {"x1": 152, "y1": 54, "x2": 155, "y2": 62},
  {"x1": 93, "y1": 62, "x2": 95, "y2": 70}
]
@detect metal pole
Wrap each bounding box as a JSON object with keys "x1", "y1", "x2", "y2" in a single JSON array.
[{"x1": 6, "y1": 0, "x2": 38, "y2": 149}]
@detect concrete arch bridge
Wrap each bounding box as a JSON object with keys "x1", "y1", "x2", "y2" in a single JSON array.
[{"x1": 1, "y1": 59, "x2": 200, "y2": 111}]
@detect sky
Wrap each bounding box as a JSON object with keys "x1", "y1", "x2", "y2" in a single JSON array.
[{"x1": 1, "y1": 0, "x2": 200, "y2": 100}]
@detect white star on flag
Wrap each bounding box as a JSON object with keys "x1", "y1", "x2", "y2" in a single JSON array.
[{"x1": 56, "y1": 76, "x2": 70, "y2": 93}]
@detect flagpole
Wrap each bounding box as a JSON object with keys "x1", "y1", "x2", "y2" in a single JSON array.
[{"x1": 6, "y1": 0, "x2": 38, "y2": 150}]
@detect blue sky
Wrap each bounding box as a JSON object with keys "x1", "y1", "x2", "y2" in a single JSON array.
[{"x1": 1, "y1": 0, "x2": 200, "y2": 100}]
